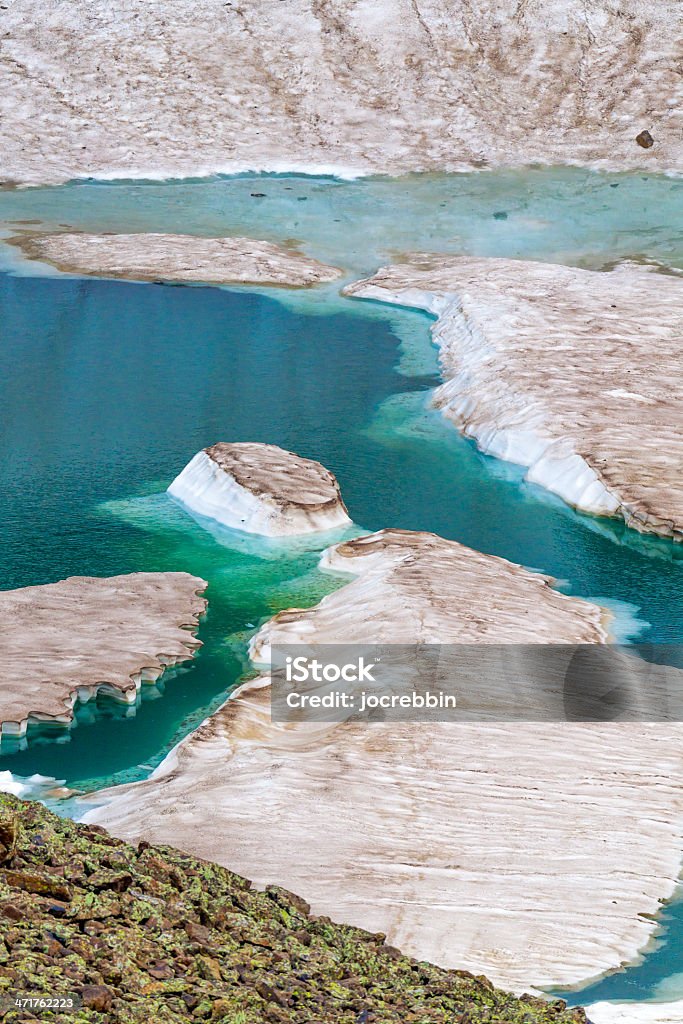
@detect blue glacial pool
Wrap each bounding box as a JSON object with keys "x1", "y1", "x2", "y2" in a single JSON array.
[{"x1": 0, "y1": 169, "x2": 681, "y2": 1006}]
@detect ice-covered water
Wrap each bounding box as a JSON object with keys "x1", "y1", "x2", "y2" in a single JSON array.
[{"x1": 0, "y1": 170, "x2": 681, "y2": 1005}]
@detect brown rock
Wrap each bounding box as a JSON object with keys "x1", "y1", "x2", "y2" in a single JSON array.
[
  {"x1": 636, "y1": 129, "x2": 654, "y2": 148},
  {"x1": 141, "y1": 979, "x2": 187, "y2": 995},
  {"x1": 102, "y1": 962, "x2": 125, "y2": 985},
  {"x1": 72, "y1": 894, "x2": 121, "y2": 920},
  {"x1": 62, "y1": 964, "x2": 84, "y2": 981},
  {"x1": 139, "y1": 852, "x2": 174, "y2": 882},
  {"x1": 83, "y1": 920, "x2": 106, "y2": 935},
  {"x1": 265, "y1": 885, "x2": 311, "y2": 917},
  {"x1": 2, "y1": 869, "x2": 72, "y2": 902},
  {"x1": 45, "y1": 937, "x2": 63, "y2": 957},
  {"x1": 80, "y1": 983, "x2": 113, "y2": 1011},
  {"x1": 185, "y1": 920, "x2": 211, "y2": 946},
  {"x1": 196, "y1": 955, "x2": 223, "y2": 982},
  {"x1": 148, "y1": 961, "x2": 175, "y2": 980},
  {"x1": 66, "y1": 935, "x2": 96, "y2": 961},
  {"x1": 86, "y1": 868, "x2": 133, "y2": 892},
  {"x1": 138, "y1": 877, "x2": 168, "y2": 901},
  {"x1": 0, "y1": 814, "x2": 18, "y2": 862},
  {"x1": 262, "y1": 1010, "x2": 289, "y2": 1024},
  {"x1": 81, "y1": 825, "x2": 122, "y2": 847},
  {"x1": 4, "y1": 926, "x2": 23, "y2": 947},
  {"x1": 255, "y1": 979, "x2": 276, "y2": 1002},
  {"x1": 102, "y1": 849, "x2": 132, "y2": 869},
  {"x1": 210, "y1": 999, "x2": 234, "y2": 1019},
  {"x1": 0, "y1": 902, "x2": 23, "y2": 921}
]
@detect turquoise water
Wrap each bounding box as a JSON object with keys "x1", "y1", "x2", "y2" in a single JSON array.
[
  {"x1": 2, "y1": 168, "x2": 683, "y2": 280},
  {"x1": 0, "y1": 273, "x2": 424, "y2": 784},
  {"x1": 0, "y1": 170, "x2": 682, "y2": 1004},
  {"x1": 553, "y1": 895, "x2": 683, "y2": 1005}
]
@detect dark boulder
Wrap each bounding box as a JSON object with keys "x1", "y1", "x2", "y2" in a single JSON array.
[{"x1": 636, "y1": 129, "x2": 654, "y2": 148}]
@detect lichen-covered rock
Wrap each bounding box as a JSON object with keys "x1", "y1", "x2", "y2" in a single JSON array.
[{"x1": 0, "y1": 794, "x2": 587, "y2": 1023}]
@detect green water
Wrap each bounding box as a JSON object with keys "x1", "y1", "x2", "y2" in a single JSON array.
[{"x1": 0, "y1": 170, "x2": 681, "y2": 1005}]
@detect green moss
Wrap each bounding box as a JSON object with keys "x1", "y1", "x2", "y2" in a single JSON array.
[{"x1": 0, "y1": 794, "x2": 587, "y2": 1024}]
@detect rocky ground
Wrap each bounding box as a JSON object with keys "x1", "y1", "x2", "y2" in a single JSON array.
[{"x1": 0, "y1": 794, "x2": 587, "y2": 1023}]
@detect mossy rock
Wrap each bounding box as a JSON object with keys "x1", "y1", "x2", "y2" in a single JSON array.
[{"x1": 0, "y1": 794, "x2": 587, "y2": 1023}]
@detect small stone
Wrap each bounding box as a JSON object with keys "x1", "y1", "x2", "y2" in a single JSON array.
[
  {"x1": 0, "y1": 902, "x2": 23, "y2": 921},
  {"x1": 0, "y1": 814, "x2": 18, "y2": 861},
  {"x1": 86, "y1": 868, "x2": 133, "y2": 893},
  {"x1": 4, "y1": 926, "x2": 22, "y2": 947},
  {"x1": 255, "y1": 979, "x2": 276, "y2": 1002},
  {"x1": 80, "y1": 825, "x2": 121, "y2": 847},
  {"x1": 636, "y1": 129, "x2": 654, "y2": 148},
  {"x1": 492, "y1": 210, "x2": 508, "y2": 220},
  {"x1": 83, "y1": 920, "x2": 106, "y2": 935},
  {"x1": 148, "y1": 961, "x2": 174, "y2": 980},
  {"x1": 196, "y1": 955, "x2": 223, "y2": 982},
  {"x1": 185, "y1": 920, "x2": 211, "y2": 945},
  {"x1": 265, "y1": 884, "x2": 310, "y2": 917},
  {"x1": 80, "y1": 983, "x2": 113, "y2": 1011},
  {"x1": 211, "y1": 999, "x2": 235, "y2": 1019},
  {"x1": 44, "y1": 936, "x2": 63, "y2": 957},
  {"x1": 193, "y1": 999, "x2": 213, "y2": 1019}
]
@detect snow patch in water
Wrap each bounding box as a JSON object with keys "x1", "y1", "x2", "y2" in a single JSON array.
[
  {"x1": 169, "y1": 448, "x2": 352, "y2": 537},
  {"x1": 0, "y1": 770, "x2": 67, "y2": 799}
]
